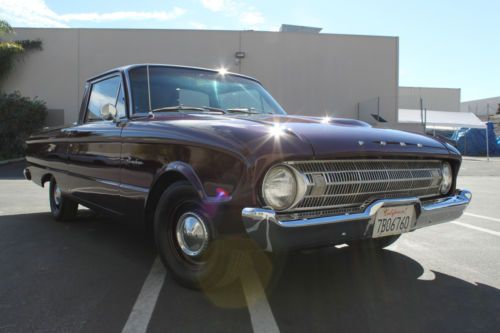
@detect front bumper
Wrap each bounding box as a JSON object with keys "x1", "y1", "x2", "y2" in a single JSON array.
[{"x1": 242, "y1": 190, "x2": 472, "y2": 252}]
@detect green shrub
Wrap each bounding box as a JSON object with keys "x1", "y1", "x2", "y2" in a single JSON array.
[{"x1": 0, "y1": 91, "x2": 47, "y2": 159}]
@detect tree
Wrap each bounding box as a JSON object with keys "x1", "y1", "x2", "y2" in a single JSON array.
[
  {"x1": 0, "y1": 20, "x2": 46, "y2": 159},
  {"x1": 0, "y1": 19, "x2": 42, "y2": 83}
]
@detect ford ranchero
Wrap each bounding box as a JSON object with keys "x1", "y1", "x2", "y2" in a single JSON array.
[{"x1": 24, "y1": 64, "x2": 472, "y2": 289}]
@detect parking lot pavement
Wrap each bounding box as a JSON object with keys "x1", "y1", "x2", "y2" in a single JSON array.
[{"x1": 1, "y1": 161, "x2": 499, "y2": 332}]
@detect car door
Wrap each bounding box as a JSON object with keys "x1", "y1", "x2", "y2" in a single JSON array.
[{"x1": 65, "y1": 73, "x2": 126, "y2": 215}]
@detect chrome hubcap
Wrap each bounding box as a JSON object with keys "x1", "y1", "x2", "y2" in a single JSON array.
[
  {"x1": 175, "y1": 212, "x2": 209, "y2": 258},
  {"x1": 54, "y1": 185, "x2": 62, "y2": 207}
]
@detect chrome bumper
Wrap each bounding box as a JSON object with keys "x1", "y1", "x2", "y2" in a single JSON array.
[{"x1": 242, "y1": 190, "x2": 472, "y2": 252}]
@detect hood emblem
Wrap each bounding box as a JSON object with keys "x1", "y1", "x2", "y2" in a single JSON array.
[{"x1": 361, "y1": 140, "x2": 422, "y2": 147}]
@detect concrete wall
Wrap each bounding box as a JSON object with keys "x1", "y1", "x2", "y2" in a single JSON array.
[
  {"x1": 461, "y1": 96, "x2": 500, "y2": 116},
  {"x1": 399, "y1": 86, "x2": 461, "y2": 112},
  {"x1": 3, "y1": 28, "x2": 398, "y2": 125}
]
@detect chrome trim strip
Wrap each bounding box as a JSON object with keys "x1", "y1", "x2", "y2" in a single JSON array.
[{"x1": 286, "y1": 159, "x2": 444, "y2": 164}]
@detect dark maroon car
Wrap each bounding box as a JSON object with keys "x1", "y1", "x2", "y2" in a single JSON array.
[{"x1": 24, "y1": 64, "x2": 471, "y2": 289}]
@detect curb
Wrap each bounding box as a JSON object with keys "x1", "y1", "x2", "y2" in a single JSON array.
[{"x1": 0, "y1": 157, "x2": 26, "y2": 166}]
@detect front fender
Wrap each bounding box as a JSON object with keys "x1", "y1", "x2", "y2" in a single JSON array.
[{"x1": 148, "y1": 161, "x2": 234, "y2": 204}]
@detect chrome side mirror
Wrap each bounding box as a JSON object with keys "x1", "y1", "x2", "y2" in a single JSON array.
[{"x1": 100, "y1": 103, "x2": 118, "y2": 121}]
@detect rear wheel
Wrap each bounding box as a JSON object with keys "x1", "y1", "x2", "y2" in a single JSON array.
[
  {"x1": 154, "y1": 181, "x2": 241, "y2": 290},
  {"x1": 49, "y1": 177, "x2": 78, "y2": 221},
  {"x1": 350, "y1": 235, "x2": 401, "y2": 251}
]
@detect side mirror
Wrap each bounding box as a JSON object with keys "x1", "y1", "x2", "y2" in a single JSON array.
[{"x1": 101, "y1": 103, "x2": 117, "y2": 120}]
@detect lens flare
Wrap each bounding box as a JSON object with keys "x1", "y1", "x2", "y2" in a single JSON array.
[
  {"x1": 269, "y1": 124, "x2": 286, "y2": 138},
  {"x1": 217, "y1": 67, "x2": 228, "y2": 75},
  {"x1": 321, "y1": 116, "x2": 332, "y2": 124}
]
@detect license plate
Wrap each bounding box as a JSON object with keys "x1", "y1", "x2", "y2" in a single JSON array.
[{"x1": 372, "y1": 205, "x2": 415, "y2": 238}]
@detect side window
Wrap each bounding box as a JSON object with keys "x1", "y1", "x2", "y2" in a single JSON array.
[
  {"x1": 115, "y1": 84, "x2": 126, "y2": 118},
  {"x1": 129, "y1": 67, "x2": 149, "y2": 114},
  {"x1": 86, "y1": 76, "x2": 121, "y2": 122}
]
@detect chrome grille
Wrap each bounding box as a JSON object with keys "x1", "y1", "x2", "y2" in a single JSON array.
[
  {"x1": 277, "y1": 206, "x2": 364, "y2": 221},
  {"x1": 287, "y1": 159, "x2": 443, "y2": 211}
]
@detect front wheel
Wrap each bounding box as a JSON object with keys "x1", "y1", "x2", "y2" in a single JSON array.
[
  {"x1": 49, "y1": 177, "x2": 78, "y2": 221},
  {"x1": 154, "y1": 181, "x2": 241, "y2": 290}
]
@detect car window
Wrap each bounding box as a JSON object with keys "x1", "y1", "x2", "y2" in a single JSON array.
[
  {"x1": 218, "y1": 88, "x2": 274, "y2": 112},
  {"x1": 129, "y1": 67, "x2": 149, "y2": 114},
  {"x1": 116, "y1": 83, "x2": 126, "y2": 118},
  {"x1": 128, "y1": 66, "x2": 286, "y2": 115},
  {"x1": 86, "y1": 76, "x2": 121, "y2": 122},
  {"x1": 178, "y1": 89, "x2": 209, "y2": 107}
]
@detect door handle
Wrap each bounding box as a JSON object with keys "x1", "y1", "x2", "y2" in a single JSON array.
[{"x1": 62, "y1": 129, "x2": 77, "y2": 137}]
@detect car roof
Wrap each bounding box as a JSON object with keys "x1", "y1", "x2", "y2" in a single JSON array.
[{"x1": 86, "y1": 63, "x2": 261, "y2": 84}]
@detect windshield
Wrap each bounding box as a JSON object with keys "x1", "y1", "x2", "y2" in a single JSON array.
[{"x1": 128, "y1": 66, "x2": 286, "y2": 115}]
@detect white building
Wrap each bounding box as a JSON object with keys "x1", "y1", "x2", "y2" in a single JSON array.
[
  {"x1": 461, "y1": 96, "x2": 500, "y2": 117},
  {"x1": 2, "y1": 27, "x2": 399, "y2": 126},
  {"x1": 399, "y1": 86, "x2": 461, "y2": 112}
]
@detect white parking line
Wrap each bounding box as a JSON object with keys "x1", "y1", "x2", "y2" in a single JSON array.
[
  {"x1": 240, "y1": 254, "x2": 280, "y2": 333},
  {"x1": 122, "y1": 257, "x2": 166, "y2": 333},
  {"x1": 123, "y1": 254, "x2": 279, "y2": 333},
  {"x1": 464, "y1": 212, "x2": 500, "y2": 223},
  {"x1": 452, "y1": 222, "x2": 500, "y2": 237}
]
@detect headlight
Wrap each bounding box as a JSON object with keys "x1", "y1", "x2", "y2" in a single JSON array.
[
  {"x1": 262, "y1": 165, "x2": 306, "y2": 211},
  {"x1": 440, "y1": 162, "x2": 453, "y2": 194}
]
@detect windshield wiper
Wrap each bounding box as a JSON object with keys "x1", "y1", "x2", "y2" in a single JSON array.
[
  {"x1": 151, "y1": 105, "x2": 226, "y2": 114},
  {"x1": 226, "y1": 108, "x2": 271, "y2": 114}
]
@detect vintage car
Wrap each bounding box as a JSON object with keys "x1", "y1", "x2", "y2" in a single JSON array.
[{"x1": 25, "y1": 64, "x2": 471, "y2": 289}]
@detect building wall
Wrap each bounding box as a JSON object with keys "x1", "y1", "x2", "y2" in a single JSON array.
[
  {"x1": 461, "y1": 96, "x2": 500, "y2": 116},
  {"x1": 3, "y1": 28, "x2": 398, "y2": 125},
  {"x1": 399, "y1": 86, "x2": 461, "y2": 112}
]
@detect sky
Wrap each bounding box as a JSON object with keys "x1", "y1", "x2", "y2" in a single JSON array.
[{"x1": 0, "y1": 0, "x2": 498, "y2": 101}]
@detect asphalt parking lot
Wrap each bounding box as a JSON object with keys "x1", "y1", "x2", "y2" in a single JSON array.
[{"x1": 1, "y1": 158, "x2": 499, "y2": 333}]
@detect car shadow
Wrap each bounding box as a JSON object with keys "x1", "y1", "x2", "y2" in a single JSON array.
[
  {"x1": 0, "y1": 210, "x2": 158, "y2": 333},
  {"x1": 0, "y1": 210, "x2": 254, "y2": 333},
  {"x1": 0, "y1": 161, "x2": 26, "y2": 179},
  {"x1": 1, "y1": 210, "x2": 498, "y2": 332},
  {"x1": 258, "y1": 247, "x2": 499, "y2": 333}
]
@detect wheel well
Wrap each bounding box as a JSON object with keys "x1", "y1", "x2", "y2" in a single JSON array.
[
  {"x1": 41, "y1": 173, "x2": 53, "y2": 187},
  {"x1": 145, "y1": 171, "x2": 189, "y2": 229}
]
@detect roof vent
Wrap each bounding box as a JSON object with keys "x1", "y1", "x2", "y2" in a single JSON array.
[{"x1": 279, "y1": 24, "x2": 322, "y2": 33}]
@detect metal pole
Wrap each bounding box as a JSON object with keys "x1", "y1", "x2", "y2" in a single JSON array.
[
  {"x1": 420, "y1": 98, "x2": 424, "y2": 125},
  {"x1": 377, "y1": 97, "x2": 380, "y2": 121},
  {"x1": 424, "y1": 108, "x2": 427, "y2": 133},
  {"x1": 464, "y1": 131, "x2": 467, "y2": 156},
  {"x1": 486, "y1": 124, "x2": 490, "y2": 161}
]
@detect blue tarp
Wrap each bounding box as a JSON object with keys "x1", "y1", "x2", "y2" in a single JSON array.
[{"x1": 451, "y1": 122, "x2": 499, "y2": 156}]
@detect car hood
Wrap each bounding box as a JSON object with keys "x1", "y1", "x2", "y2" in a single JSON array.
[
  {"x1": 246, "y1": 114, "x2": 450, "y2": 158},
  {"x1": 138, "y1": 113, "x2": 451, "y2": 161}
]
